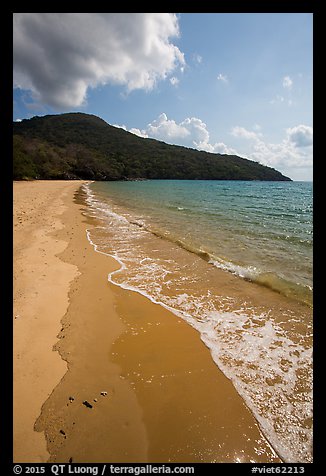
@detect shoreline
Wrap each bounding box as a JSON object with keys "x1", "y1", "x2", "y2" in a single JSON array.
[
  {"x1": 14, "y1": 180, "x2": 281, "y2": 463},
  {"x1": 85, "y1": 180, "x2": 312, "y2": 463}
]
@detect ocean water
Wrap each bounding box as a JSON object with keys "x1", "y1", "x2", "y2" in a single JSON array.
[{"x1": 83, "y1": 180, "x2": 313, "y2": 463}]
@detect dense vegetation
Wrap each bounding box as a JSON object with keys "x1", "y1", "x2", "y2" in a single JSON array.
[{"x1": 13, "y1": 113, "x2": 291, "y2": 181}]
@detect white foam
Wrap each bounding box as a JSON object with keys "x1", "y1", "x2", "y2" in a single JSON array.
[
  {"x1": 209, "y1": 257, "x2": 259, "y2": 280},
  {"x1": 107, "y1": 254, "x2": 312, "y2": 461}
]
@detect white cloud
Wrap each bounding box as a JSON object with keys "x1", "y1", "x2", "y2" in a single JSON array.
[
  {"x1": 129, "y1": 128, "x2": 148, "y2": 138},
  {"x1": 286, "y1": 124, "x2": 313, "y2": 147},
  {"x1": 210, "y1": 142, "x2": 236, "y2": 155},
  {"x1": 251, "y1": 137, "x2": 312, "y2": 170},
  {"x1": 230, "y1": 124, "x2": 312, "y2": 172},
  {"x1": 193, "y1": 53, "x2": 202, "y2": 64},
  {"x1": 283, "y1": 75, "x2": 293, "y2": 90},
  {"x1": 145, "y1": 114, "x2": 212, "y2": 150},
  {"x1": 169, "y1": 76, "x2": 179, "y2": 86},
  {"x1": 113, "y1": 123, "x2": 148, "y2": 138},
  {"x1": 116, "y1": 113, "x2": 237, "y2": 155},
  {"x1": 113, "y1": 123, "x2": 127, "y2": 131},
  {"x1": 148, "y1": 114, "x2": 239, "y2": 154},
  {"x1": 13, "y1": 13, "x2": 185, "y2": 109},
  {"x1": 14, "y1": 118, "x2": 22, "y2": 122},
  {"x1": 231, "y1": 126, "x2": 262, "y2": 140},
  {"x1": 114, "y1": 114, "x2": 312, "y2": 178},
  {"x1": 146, "y1": 113, "x2": 189, "y2": 140},
  {"x1": 180, "y1": 117, "x2": 210, "y2": 147},
  {"x1": 217, "y1": 73, "x2": 228, "y2": 83}
]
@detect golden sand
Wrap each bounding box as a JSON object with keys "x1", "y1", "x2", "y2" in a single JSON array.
[{"x1": 13, "y1": 180, "x2": 83, "y2": 462}]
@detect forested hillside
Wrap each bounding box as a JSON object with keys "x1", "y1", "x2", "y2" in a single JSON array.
[{"x1": 13, "y1": 113, "x2": 291, "y2": 181}]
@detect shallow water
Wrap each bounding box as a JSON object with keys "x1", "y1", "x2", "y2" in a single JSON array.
[
  {"x1": 91, "y1": 180, "x2": 312, "y2": 305},
  {"x1": 83, "y1": 180, "x2": 313, "y2": 463}
]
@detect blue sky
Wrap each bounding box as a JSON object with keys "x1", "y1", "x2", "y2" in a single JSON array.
[{"x1": 13, "y1": 13, "x2": 313, "y2": 180}]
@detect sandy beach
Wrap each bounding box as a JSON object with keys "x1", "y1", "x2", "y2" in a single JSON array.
[{"x1": 13, "y1": 180, "x2": 281, "y2": 463}]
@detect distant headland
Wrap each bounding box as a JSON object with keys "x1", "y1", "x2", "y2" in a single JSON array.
[{"x1": 13, "y1": 113, "x2": 291, "y2": 181}]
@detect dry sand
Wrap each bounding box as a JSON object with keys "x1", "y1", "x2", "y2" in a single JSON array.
[
  {"x1": 13, "y1": 180, "x2": 84, "y2": 462},
  {"x1": 13, "y1": 180, "x2": 281, "y2": 463}
]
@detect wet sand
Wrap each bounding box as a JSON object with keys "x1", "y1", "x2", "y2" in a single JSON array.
[{"x1": 14, "y1": 180, "x2": 281, "y2": 463}]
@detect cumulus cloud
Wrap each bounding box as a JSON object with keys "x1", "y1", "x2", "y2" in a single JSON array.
[
  {"x1": 286, "y1": 124, "x2": 313, "y2": 147},
  {"x1": 129, "y1": 128, "x2": 148, "y2": 138},
  {"x1": 113, "y1": 123, "x2": 127, "y2": 131},
  {"x1": 13, "y1": 13, "x2": 185, "y2": 109},
  {"x1": 209, "y1": 142, "x2": 236, "y2": 155},
  {"x1": 283, "y1": 75, "x2": 293, "y2": 90},
  {"x1": 146, "y1": 113, "x2": 190, "y2": 140},
  {"x1": 231, "y1": 126, "x2": 262, "y2": 140},
  {"x1": 114, "y1": 113, "x2": 312, "y2": 177},
  {"x1": 115, "y1": 113, "x2": 238, "y2": 155},
  {"x1": 250, "y1": 137, "x2": 312, "y2": 170},
  {"x1": 144, "y1": 115, "x2": 211, "y2": 149},
  {"x1": 230, "y1": 124, "x2": 313, "y2": 171}
]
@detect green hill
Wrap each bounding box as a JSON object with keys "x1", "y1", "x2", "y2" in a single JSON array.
[{"x1": 13, "y1": 113, "x2": 291, "y2": 181}]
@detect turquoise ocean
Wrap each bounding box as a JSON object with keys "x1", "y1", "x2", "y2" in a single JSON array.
[{"x1": 83, "y1": 180, "x2": 313, "y2": 463}]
